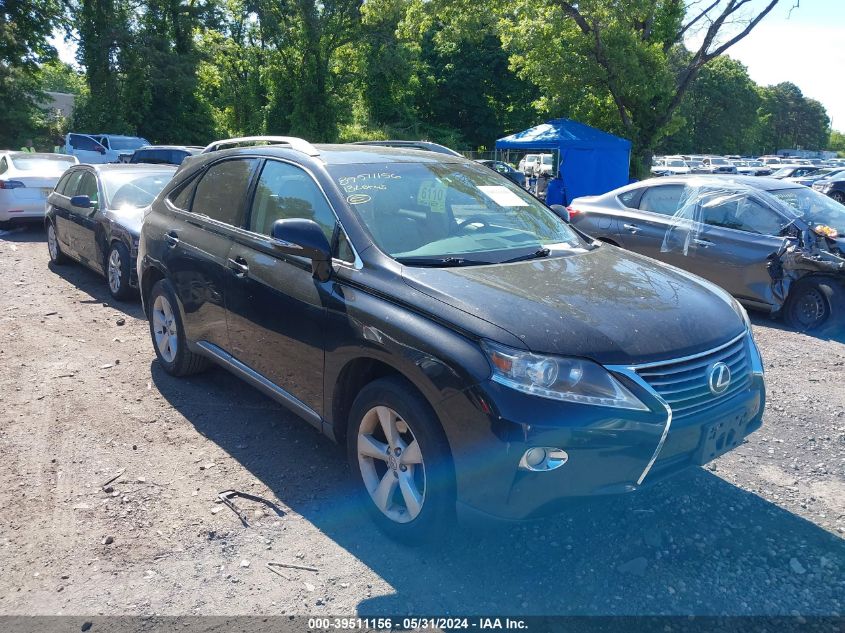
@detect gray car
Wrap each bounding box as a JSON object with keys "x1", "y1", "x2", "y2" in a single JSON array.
[{"x1": 568, "y1": 176, "x2": 845, "y2": 331}]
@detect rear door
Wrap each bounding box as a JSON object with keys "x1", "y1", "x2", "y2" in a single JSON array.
[
  {"x1": 159, "y1": 157, "x2": 260, "y2": 349},
  {"x1": 614, "y1": 183, "x2": 688, "y2": 262},
  {"x1": 224, "y1": 159, "x2": 340, "y2": 416}
]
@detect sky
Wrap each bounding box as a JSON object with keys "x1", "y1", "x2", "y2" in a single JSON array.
[{"x1": 48, "y1": 0, "x2": 845, "y2": 131}]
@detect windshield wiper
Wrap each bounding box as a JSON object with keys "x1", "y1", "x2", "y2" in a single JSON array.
[
  {"x1": 396, "y1": 256, "x2": 493, "y2": 267},
  {"x1": 501, "y1": 248, "x2": 551, "y2": 264}
]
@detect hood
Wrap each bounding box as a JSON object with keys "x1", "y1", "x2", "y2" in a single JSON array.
[
  {"x1": 401, "y1": 245, "x2": 745, "y2": 365},
  {"x1": 105, "y1": 206, "x2": 146, "y2": 237}
]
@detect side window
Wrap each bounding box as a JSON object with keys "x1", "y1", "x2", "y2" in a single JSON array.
[
  {"x1": 70, "y1": 134, "x2": 98, "y2": 151},
  {"x1": 55, "y1": 172, "x2": 73, "y2": 194},
  {"x1": 703, "y1": 197, "x2": 785, "y2": 235},
  {"x1": 192, "y1": 159, "x2": 259, "y2": 226},
  {"x1": 63, "y1": 171, "x2": 84, "y2": 196},
  {"x1": 639, "y1": 185, "x2": 685, "y2": 216},
  {"x1": 168, "y1": 177, "x2": 197, "y2": 211},
  {"x1": 76, "y1": 172, "x2": 100, "y2": 208},
  {"x1": 335, "y1": 230, "x2": 355, "y2": 263},
  {"x1": 617, "y1": 188, "x2": 642, "y2": 209},
  {"x1": 248, "y1": 160, "x2": 337, "y2": 241},
  {"x1": 0, "y1": 157, "x2": 7, "y2": 175}
]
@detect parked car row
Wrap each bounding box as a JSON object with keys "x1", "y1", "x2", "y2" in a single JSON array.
[{"x1": 34, "y1": 136, "x2": 769, "y2": 543}]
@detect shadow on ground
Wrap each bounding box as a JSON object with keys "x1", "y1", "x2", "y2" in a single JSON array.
[
  {"x1": 151, "y1": 361, "x2": 845, "y2": 617},
  {"x1": 2, "y1": 224, "x2": 143, "y2": 319}
]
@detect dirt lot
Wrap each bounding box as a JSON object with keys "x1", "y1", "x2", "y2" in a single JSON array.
[{"x1": 1, "y1": 225, "x2": 844, "y2": 617}]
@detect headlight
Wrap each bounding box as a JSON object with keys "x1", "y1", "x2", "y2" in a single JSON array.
[{"x1": 481, "y1": 341, "x2": 649, "y2": 411}]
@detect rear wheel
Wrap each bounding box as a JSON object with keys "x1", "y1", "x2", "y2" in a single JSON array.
[
  {"x1": 46, "y1": 221, "x2": 69, "y2": 265},
  {"x1": 148, "y1": 279, "x2": 209, "y2": 376},
  {"x1": 347, "y1": 377, "x2": 455, "y2": 543},
  {"x1": 830, "y1": 191, "x2": 845, "y2": 204},
  {"x1": 106, "y1": 241, "x2": 133, "y2": 300}
]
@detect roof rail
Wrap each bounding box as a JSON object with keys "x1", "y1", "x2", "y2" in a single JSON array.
[{"x1": 202, "y1": 136, "x2": 320, "y2": 157}]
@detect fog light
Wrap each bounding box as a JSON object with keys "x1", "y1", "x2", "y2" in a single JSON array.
[{"x1": 519, "y1": 447, "x2": 569, "y2": 472}]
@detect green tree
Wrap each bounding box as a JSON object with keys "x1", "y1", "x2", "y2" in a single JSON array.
[
  {"x1": 756, "y1": 82, "x2": 831, "y2": 153},
  {"x1": 830, "y1": 130, "x2": 845, "y2": 156},
  {"x1": 0, "y1": 0, "x2": 63, "y2": 147},
  {"x1": 501, "y1": 0, "x2": 781, "y2": 174},
  {"x1": 660, "y1": 56, "x2": 760, "y2": 155}
]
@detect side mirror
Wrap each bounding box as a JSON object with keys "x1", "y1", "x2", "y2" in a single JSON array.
[
  {"x1": 271, "y1": 218, "x2": 332, "y2": 280},
  {"x1": 550, "y1": 204, "x2": 570, "y2": 223},
  {"x1": 70, "y1": 195, "x2": 93, "y2": 209}
]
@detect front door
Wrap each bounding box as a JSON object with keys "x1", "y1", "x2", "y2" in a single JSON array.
[
  {"x1": 224, "y1": 159, "x2": 339, "y2": 416},
  {"x1": 71, "y1": 171, "x2": 105, "y2": 271},
  {"x1": 675, "y1": 194, "x2": 789, "y2": 305}
]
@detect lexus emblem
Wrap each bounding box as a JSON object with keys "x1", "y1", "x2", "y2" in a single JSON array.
[{"x1": 708, "y1": 362, "x2": 731, "y2": 395}]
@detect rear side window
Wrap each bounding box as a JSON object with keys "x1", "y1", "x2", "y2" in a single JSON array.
[
  {"x1": 248, "y1": 160, "x2": 337, "y2": 240},
  {"x1": 191, "y1": 159, "x2": 259, "y2": 226},
  {"x1": 617, "y1": 188, "x2": 642, "y2": 208},
  {"x1": 639, "y1": 185, "x2": 685, "y2": 216}
]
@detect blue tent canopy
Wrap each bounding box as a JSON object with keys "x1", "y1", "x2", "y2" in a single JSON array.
[{"x1": 495, "y1": 119, "x2": 631, "y2": 205}]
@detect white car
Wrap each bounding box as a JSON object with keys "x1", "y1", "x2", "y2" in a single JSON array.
[
  {"x1": 651, "y1": 157, "x2": 691, "y2": 176},
  {"x1": 536, "y1": 153, "x2": 554, "y2": 176},
  {"x1": 64, "y1": 133, "x2": 149, "y2": 164},
  {"x1": 0, "y1": 152, "x2": 79, "y2": 229},
  {"x1": 517, "y1": 154, "x2": 540, "y2": 175}
]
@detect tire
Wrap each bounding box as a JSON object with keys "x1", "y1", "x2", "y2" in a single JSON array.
[
  {"x1": 830, "y1": 191, "x2": 845, "y2": 204},
  {"x1": 347, "y1": 376, "x2": 455, "y2": 543},
  {"x1": 106, "y1": 241, "x2": 133, "y2": 300},
  {"x1": 46, "y1": 221, "x2": 69, "y2": 265},
  {"x1": 147, "y1": 279, "x2": 209, "y2": 376},
  {"x1": 784, "y1": 277, "x2": 832, "y2": 331}
]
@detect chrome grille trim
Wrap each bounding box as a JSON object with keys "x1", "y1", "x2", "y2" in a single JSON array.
[
  {"x1": 632, "y1": 333, "x2": 751, "y2": 420},
  {"x1": 605, "y1": 330, "x2": 751, "y2": 485}
]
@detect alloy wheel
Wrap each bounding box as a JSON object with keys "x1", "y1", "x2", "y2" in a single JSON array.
[
  {"x1": 152, "y1": 294, "x2": 178, "y2": 363},
  {"x1": 47, "y1": 225, "x2": 58, "y2": 261},
  {"x1": 108, "y1": 248, "x2": 122, "y2": 294},
  {"x1": 357, "y1": 405, "x2": 425, "y2": 523}
]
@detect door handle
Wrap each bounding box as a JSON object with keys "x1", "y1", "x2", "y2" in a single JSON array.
[
  {"x1": 623, "y1": 223, "x2": 639, "y2": 233},
  {"x1": 228, "y1": 257, "x2": 249, "y2": 277},
  {"x1": 693, "y1": 238, "x2": 713, "y2": 248},
  {"x1": 164, "y1": 232, "x2": 179, "y2": 247}
]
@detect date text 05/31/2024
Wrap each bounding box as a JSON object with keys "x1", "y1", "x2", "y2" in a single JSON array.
[{"x1": 307, "y1": 618, "x2": 529, "y2": 630}]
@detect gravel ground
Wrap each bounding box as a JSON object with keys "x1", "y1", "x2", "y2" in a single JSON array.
[{"x1": 1, "y1": 225, "x2": 844, "y2": 617}]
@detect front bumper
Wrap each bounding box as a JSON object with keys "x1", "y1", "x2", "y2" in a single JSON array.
[{"x1": 437, "y1": 336, "x2": 765, "y2": 521}]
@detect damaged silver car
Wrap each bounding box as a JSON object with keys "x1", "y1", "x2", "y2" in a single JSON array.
[{"x1": 568, "y1": 176, "x2": 845, "y2": 332}]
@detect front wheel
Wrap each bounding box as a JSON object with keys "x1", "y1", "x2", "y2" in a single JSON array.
[
  {"x1": 106, "y1": 241, "x2": 133, "y2": 300},
  {"x1": 784, "y1": 278, "x2": 831, "y2": 331},
  {"x1": 347, "y1": 377, "x2": 455, "y2": 543},
  {"x1": 147, "y1": 279, "x2": 209, "y2": 376}
]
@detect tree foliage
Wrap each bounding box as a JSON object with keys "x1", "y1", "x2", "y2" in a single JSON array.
[{"x1": 3, "y1": 0, "x2": 835, "y2": 165}]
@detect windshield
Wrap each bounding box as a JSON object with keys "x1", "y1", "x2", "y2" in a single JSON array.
[
  {"x1": 687, "y1": 160, "x2": 704, "y2": 168},
  {"x1": 10, "y1": 155, "x2": 76, "y2": 172},
  {"x1": 541, "y1": 155, "x2": 553, "y2": 165},
  {"x1": 108, "y1": 137, "x2": 149, "y2": 151},
  {"x1": 328, "y1": 162, "x2": 582, "y2": 265},
  {"x1": 769, "y1": 187, "x2": 845, "y2": 233},
  {"x1": 710, "y1": 158, "x2": 730, "y2": 165},
  {"x1": 667, "y1": 160, "x2": 685, "y2": 167},
  {"x1": 102, "y1": 169, "x2": 174, "y2": 208}
]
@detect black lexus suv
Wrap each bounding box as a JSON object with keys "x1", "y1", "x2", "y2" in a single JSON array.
[{"x1": 137, "y1": 137, "x2": 766, "y2": 541}]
